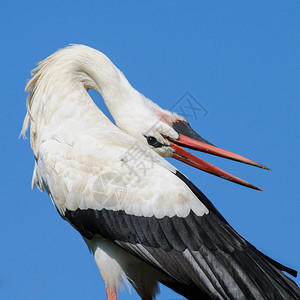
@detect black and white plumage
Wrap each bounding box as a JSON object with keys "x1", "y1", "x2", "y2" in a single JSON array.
[{"x1": 22, "y1": 45, "x2": 300, "y2": 299}]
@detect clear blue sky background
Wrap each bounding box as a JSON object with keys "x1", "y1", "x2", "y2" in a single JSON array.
[{"x1": 1, "y1": 1, "x2": 299, "y2": 299}]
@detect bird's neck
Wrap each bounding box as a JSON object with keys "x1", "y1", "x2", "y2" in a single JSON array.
[{"x1": 22, "y1": 46, "x2": 140, "y2": 150}]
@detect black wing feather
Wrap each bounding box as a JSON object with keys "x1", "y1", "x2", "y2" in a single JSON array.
[{"x1": 64, "y1": 171, "x2": 300, "y2": 299}]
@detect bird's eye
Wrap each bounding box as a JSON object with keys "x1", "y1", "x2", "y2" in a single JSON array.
[
  {"x1": 147, "y1": 136, "x2": 158, "y2": 146},
  {"x1": 145, "y1": 136, "x2": 163, "y2": 148}
]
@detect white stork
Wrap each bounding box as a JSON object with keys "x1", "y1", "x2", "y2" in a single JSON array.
[{"x1": 21, "y1": 45, "x2": 300, "y2": 300}]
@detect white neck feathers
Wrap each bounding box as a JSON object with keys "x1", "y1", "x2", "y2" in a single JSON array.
[{"x1": 21, "y1": 45, "x2": 139, "y2": 150}]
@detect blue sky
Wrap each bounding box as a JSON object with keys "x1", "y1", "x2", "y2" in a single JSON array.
[{"x1": 1, "y1": 1, "x2": 299, "y2": 299}]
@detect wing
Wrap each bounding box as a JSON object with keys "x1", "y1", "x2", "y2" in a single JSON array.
[{"x1": 35, "y1": 136, "x2": 300, "y2": 300}]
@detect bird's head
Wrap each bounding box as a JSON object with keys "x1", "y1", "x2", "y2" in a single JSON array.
[{"x1": 127, "y1": 101, "x2": 270, "y2": 190}]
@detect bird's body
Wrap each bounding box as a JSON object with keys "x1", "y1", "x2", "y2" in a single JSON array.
[{"x1": 22, "y1": 45, "x2": 300, "y2": 299}]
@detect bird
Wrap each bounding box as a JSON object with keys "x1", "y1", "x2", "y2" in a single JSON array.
[{"x1": 21, "y1": 45, "x2": 300, "y2": 300}]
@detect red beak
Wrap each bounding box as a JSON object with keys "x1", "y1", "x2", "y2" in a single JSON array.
[{"x1": 169, "y1": 121, "x2": 270, "y2": 190}]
